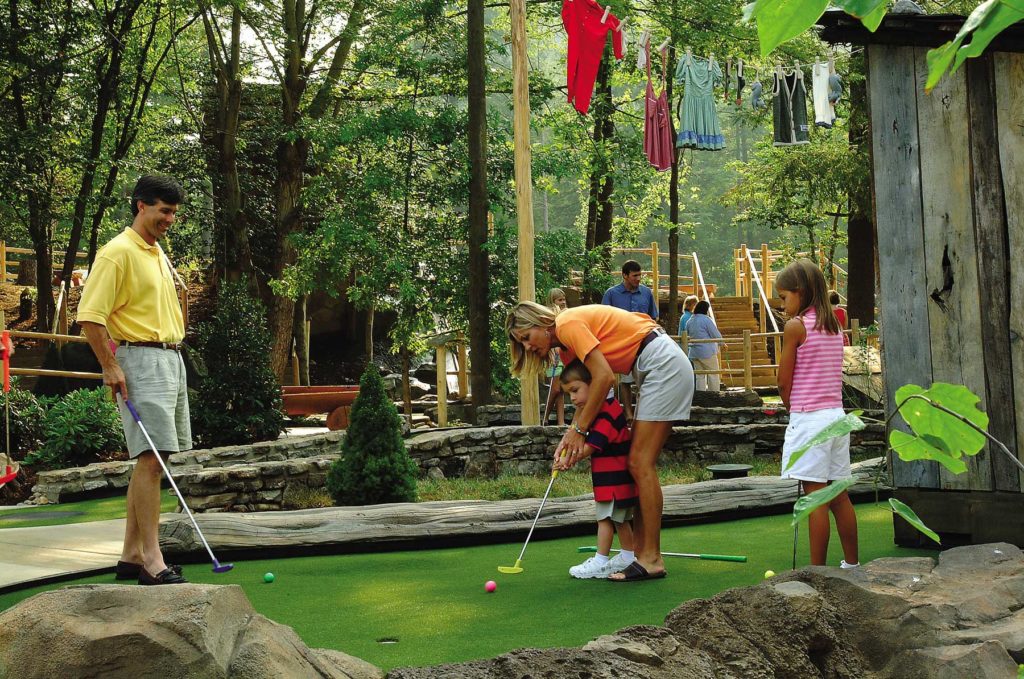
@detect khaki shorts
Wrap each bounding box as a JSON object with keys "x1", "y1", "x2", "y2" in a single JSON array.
[
  {"x1": 595, "y1": 499, "x2": 634, "y2": 524},
  {"x1": 116, "y1": 346, "x2": 192, "y2": 457}
]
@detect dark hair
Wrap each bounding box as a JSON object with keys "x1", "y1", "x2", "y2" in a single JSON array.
[
  {"x1": 559, "y1": 359, "x2": 591, "y2": 385},
  {"x1": 621, "y1": 260, "x2": 641, "y2": 275},
  {"x1": 828, "y1": 290, "x2": 841, "y2": 305},
  {"x1": 131, "y1": 175, "x2": 185, "y2": 216},
  {"x1": 694, "y1": 300, "x2": 711, "y2": 315}
]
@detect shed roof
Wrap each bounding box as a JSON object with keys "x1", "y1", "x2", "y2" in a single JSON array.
[{"x1": 817, "y1": 9, "x2": 1024, "y2": 51}]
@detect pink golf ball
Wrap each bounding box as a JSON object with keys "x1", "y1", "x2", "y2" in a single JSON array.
[{"x1": 485, "y1": 580, "x2": 497, "y2": 593}]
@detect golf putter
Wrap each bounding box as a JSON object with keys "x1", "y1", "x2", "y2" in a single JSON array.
[
  {"x1": 498, "y1": 450, "x2": 566, "y2": 574},
  {"x1": 576, "y1": 546, "x2": 747, "y2": 563},
  {"x1": 121, "y1": 397, "x2": 233, "y2": 573}
]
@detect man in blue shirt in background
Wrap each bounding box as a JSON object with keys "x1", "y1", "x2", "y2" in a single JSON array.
[{"x1": 602, "y1": 260, "x2": 659, "y2": 421}]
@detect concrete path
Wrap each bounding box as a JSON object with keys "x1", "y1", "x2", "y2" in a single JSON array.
[{"x1": 0, "y1": 519, "x2": 125, "y2": 592}]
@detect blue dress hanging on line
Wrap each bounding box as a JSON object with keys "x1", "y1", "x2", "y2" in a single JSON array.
[{"x1": 674, "y1": 52, "x2": 725, "y2": 150}]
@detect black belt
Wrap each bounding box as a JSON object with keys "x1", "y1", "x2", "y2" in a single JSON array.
[
  {"x1": 631, "y1": 328, "x2": 665, "y2": 370},
  {"x1": 119, "y1": 341, "x2": 181, "y2": 351}
]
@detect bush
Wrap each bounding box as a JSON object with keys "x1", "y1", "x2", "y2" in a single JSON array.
[
  {"x1": 327, "y1": 365, "x2": 417, "y2": 505},
  {"x1": 190, "y1": 282, "x2": 285, "y2": 448},
  {"x1": 24, "y1": 388, "x2": 124, "y2": 470},
  {"x1": 1, "y1": 378, "x2": 45, "y2": 460}
]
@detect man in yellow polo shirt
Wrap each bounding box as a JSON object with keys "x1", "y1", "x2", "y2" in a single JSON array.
[{"x1": 78, "y1": 175, "x2": 190, "y2": 586}]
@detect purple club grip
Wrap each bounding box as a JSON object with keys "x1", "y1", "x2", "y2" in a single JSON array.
[{"x1": 124, "y1": 399, "x2": 142, "y2": 423}]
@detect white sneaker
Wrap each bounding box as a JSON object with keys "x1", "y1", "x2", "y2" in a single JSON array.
[
  {"x1": 840, "y1": 560, "x2": 860, "y2": 569},
  {"x1": 607, "y1": 552, "x2": 635, "y2": 573},
  {"x1": 569, "y1": 556, "x2": 616, "y2": 579}
]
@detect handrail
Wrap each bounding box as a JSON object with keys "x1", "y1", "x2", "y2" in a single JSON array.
[
  {"x1": 691, "y1": 251, "x2": 715, "y2": 323},
  {"x1": 745, "y1": 249, "x2": 780, "y2": 334}
]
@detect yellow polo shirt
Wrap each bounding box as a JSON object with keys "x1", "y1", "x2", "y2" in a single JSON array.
[{"x1": 77, "y1": 228, "x2": 185, "y2": 343}]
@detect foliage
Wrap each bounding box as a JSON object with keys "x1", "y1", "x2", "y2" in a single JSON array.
[
  {"x1": 190, "y1": 282, "x2": 286, "y2": 448},
  {"x1": 0, "y1": 379, "x2": 46, "y2": 460},
  {"x1": 24, "y1": 389, "x2": 124, "y2": 471},
  {"x1": 790, "y1": 382, "x2": 997, "y2": 546},
  {"x1": 744, "y1": 0, "x2": 1020, "y2": 91},
  {"x1": 327, "y1": 365, "x2": 417, "y2": 505}
]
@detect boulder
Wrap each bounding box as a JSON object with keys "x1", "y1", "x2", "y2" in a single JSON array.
[
  {"x1": 0, "y1": 584, "x2": 382, "y2": 679},
  {"x1": 413, "y1": 363, "x2": 437, "y2": 386},
  {"x1": 691, "y1": 389, "x2": 763, "y2": 408},
  {"x1": 387, "y1": 543, "x2": 1024, "y2": 678}
]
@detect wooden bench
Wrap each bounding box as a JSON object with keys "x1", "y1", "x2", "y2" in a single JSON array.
[{"x1": 281, "y1": 386, "x2": 359, "y2": 431}]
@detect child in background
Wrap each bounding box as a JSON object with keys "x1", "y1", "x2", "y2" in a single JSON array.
[
  {"x1": 677, "y1": 295, "x2": 698, "y2": 336},
  {"x1": 828, "y1": 290, "x2": 850, "y2": 346},
  {"x1": 556, "y1": 359, "x2": 637, "y2": 579},
  {"x1": 543, "y1": 288, "x2": 569, "y2": 425},
  {"x1": 777, "y1": 260, "x2": 859, "y2": 568}
]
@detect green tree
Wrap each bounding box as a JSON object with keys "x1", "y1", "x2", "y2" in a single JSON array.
[
  {"x1": 191, "y1": 282, "x2": 285, "y2": 448},
  {"x1": 327, "y1": 365, "x2": 417, "y2": 506}
]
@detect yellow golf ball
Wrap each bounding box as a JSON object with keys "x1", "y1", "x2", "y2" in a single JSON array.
[{"x1": 764, "y1": 570, "x2": 776, "y2": 579}]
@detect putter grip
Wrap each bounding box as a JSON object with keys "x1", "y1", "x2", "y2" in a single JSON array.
[
  {"x1": 702, "y1": 554, "x2": 747, "y2": 562},
  {"x1": 124, "y1": 399, "x2": 142, "y2": 423}
]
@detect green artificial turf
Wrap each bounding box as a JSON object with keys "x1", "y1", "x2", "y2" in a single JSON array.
[
  {"x1": 0, "y1": 503, "x2": 933, "y2": 671},
  {"x1": 0, "y1": 493, "x2": 179, "y2": 529}
]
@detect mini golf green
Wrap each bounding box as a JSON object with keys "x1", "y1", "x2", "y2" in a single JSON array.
[{"x1": 0, "y1": 503, "x2": 933, "y2": 671}]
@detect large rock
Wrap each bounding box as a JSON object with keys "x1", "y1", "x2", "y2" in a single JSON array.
[
  {"x1": 0, "y1": 584, "x2": 382, "y2": 679},
  {"x1": 387, "y1": 543, "x2": 1023, "y2": 678}
]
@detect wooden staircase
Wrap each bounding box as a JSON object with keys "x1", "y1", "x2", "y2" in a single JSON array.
[{"x1": 709, "y1": 297, "x2": 777, "y2": 388}]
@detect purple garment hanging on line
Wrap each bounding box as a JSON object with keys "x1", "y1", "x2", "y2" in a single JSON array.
[{"x1": 643, "y1": 42, "x2": 674, "y2": 172}]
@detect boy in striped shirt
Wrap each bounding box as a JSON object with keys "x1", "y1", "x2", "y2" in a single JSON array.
[{"x1": 557, "y1": 359, "x2": 638, "y2": 579}]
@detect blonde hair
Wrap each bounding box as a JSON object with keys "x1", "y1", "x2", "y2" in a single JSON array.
[
  {"x1": 775, "y1": 259, "x2": 839, "y2": 334},
  {"x1": 547, "y1": 287, "x2": 567, "y2": 312},
  {"x1": 683, "y1": 294, "x2": 699, "y2": 311},
  {"x1": 505, "y1": 300, "x2": 557, "y2": 377}
]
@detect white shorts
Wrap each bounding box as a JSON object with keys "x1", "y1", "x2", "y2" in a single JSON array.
[
  {"x1": 781, "y1": 407, "x2": 850, "y2": 483},
  {"x1": 633, "y1": 333, "x2": 694, "y2": 421},
  {"x1": 619, "y1": 373, "x2": 635, "y2": 385}
]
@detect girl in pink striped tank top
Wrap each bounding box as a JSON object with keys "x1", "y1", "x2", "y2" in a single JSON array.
[{"x1": 776, "y1": 259, "x2": 859, "y2": 569}]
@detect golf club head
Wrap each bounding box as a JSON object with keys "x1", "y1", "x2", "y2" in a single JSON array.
[
  {"x1": 212, "y1": 561, "x2": 234, "y2": 573},
  {"x1": 497, "y1": 559, "x2": 523, "y2": 574}
]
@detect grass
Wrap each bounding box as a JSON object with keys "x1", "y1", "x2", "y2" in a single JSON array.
[
  {"x1": 0, "y1": 503, "x2": 932, "y2": 671},
  {"x1": 0, "y1": 493, "x2": 179, "y2": 530}
]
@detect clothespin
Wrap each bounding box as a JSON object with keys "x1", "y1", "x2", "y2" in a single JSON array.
[
  {"x1": 600, "y1": 5, "x2": 610, "y2": 23},
  {"x1": 658, "y1": 37, "x2": 670, "y2": 51},
  {"x1": 617, "y1": 17, "x2": 626, "y2": 32}
]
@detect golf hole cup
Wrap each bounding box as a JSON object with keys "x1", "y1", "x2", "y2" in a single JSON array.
[{"x1": 485, "y1": 580, "x2": 497, "y2": 593}]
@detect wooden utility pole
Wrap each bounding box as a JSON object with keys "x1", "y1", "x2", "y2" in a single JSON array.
[{"x1": 510, "y1": 0, "x2": 539, "y2": 425}]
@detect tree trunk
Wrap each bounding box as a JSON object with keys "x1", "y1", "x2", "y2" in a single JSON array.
[
  {"x1": 847, "y1": 52, "x2": 875, "y2": 327},
  {"x1": 401, "y1": 346, "x2": 412, "y2": 427},
  {"x1": 292, "y1": 295, "x2": 309, "y2": 385},
  {"x1": 466, "y1": 0, "x2": 492, "y2": 408},
  {"x1": 364, "y1": 304, "x2": 375, "y2": 364},
  {"x1": 583, "y1": 48, "x2": 615, "y2": 304}
]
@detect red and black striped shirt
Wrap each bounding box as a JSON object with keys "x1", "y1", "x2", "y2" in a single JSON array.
[{"x1": 586, "y1": 398, "x2": 637, "y2": 506}]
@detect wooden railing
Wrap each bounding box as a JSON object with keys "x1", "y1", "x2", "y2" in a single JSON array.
[
  {"x1": 426, "y1": 331, "x2": 469, "y2": 427},
  {"x1": 0, "y1": 242, "x2": 89, "y2": 284},
  {"x1": 569, "y1": 242, "x2": 718, "y2": 300},
  {"x1": 672, "y1": 319, "x2": 876, "y2": 391},
  {"x1": 734, "y1": 243, "x2": 847, "y2": 301}
]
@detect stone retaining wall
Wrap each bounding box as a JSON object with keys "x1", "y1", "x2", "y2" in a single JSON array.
[{"x1": 31, "y1": 421, "x2": 886, "y2": 509}]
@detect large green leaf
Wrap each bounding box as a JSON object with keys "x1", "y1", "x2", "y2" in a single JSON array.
[
  {"x1": 746, "y1": 0, "x2": 831, "y2": 57},
  {"x1": 889, "y1": 498, "x2": 941, "y2": 544},
  {"x1": 783, "y1": 413, "x2": 866, "y2": 473},
  {"x1": 833, "y1": 0, "x2": 889, "y2": 28},
  {"x1": 791, "y1": 477, "x2": 858, "y2": 526},
  {"x1": 925, "y1": 0, "x2": 1024, "y2": 91},
  {"x1": 889, "y1": 429, "x2": 968, "y2": 474},
  {"x1": 894, "y1": 383, "x2": 988, "y2": 458}
]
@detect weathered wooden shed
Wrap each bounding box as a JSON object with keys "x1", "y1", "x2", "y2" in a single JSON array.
[{"x1": 819, "y1": 11, "x2": 1024, "y2": 547}]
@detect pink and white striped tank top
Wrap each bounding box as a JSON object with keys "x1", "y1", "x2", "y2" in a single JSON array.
[{"x1": 789, "y1": 307, "x2": 844, "y2": 412}]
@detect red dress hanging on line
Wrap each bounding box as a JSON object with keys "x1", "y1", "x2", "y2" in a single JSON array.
[
  {"x1": 644, "y1": 43, "x2": 674, "y2": 171},
  {"x1": 562, "y1": 0, "x2": 624, "y2": 115}
]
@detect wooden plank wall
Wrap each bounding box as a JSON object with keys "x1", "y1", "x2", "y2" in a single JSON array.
[
  {"x1": 967, "y1": 55, "x2": 1020, "y2": 493},
  {"x1": 995, "y1": 52, "x2": 1024, "y2": 491},
  {"x1": 867, "y1": 44, "x2": 938, "y2": 489},
  {"x1": 913, "y1": 48, "x2": 990, "y2": 491}
]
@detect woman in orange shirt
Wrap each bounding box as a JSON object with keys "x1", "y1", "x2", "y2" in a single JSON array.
[{"x1": 506, "y1": 301, "x2": 694, "y2": 581}]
